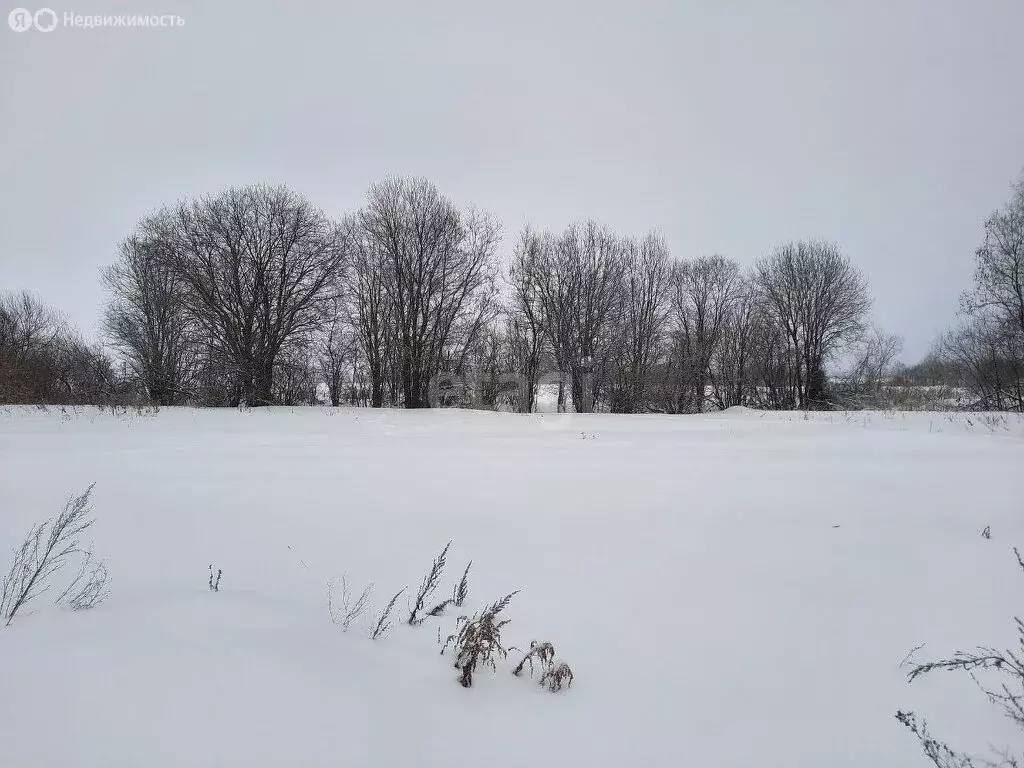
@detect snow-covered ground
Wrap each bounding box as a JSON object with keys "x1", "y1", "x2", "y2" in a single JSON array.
[{"x1": 1, "y1": 405, "x2": 1022, "y2": 767}]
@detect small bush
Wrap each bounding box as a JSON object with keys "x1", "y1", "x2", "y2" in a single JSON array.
[
  {"x1": 327, "y1": 575, "x2": 373, "y2": 632},
  {"x1": 1, "y1": 484, "x2": 98, "y2": 627},
  {"x1": 56, "y1": 545, "x2": 110, "y2": 610}
]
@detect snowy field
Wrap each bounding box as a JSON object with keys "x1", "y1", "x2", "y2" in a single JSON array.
[{"x1": 1, "y1": 405, "x2": 1023, "y2": 768}]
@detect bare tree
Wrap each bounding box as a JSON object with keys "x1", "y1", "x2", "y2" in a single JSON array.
[
  {"x1": 937, "y1": 317, "x2": 1024, "y2": 411},
  {"x1": 708, "y1": 275, "x2": 761, "y2": 409},
  {"x1": 964, "y1": 173, "x2": 1024, "y2": 342},
  {"x1": 938, "y1": 172, "x2": 1024, "y2": 411},
  {"x1": 0, "y1": 290, "x2": 65, "y2": 402},
  {"x1": 611, "y1": 232, "x2": 671, "y2": 413},
  {"x1": 842, "y1": 326, "x2": 904, "y2": 405},
  {"x1": 274, "y1": 337, "x2": 320, "y2": 405},
  {"x1": 52, "y1": 333, "x2": 117, "y2": 404},
  {"x1": 529, "y1": 221, "x2": 625, "y2": 413},
  {"x1": 167, "y1": 184, "x2": 349, "y2": 406},
  {"x1": 755, "y1": 241, "x2": 871, "y2": 409},
  {"x1": 350, "y1": 225, "x2": 397, "y2": 408},
  {"x1": 317, "y1": 307, "x2": 354, "y2": 407},
  {"x1": 358, "y1": 177, "x2": 500, "y2": 408},
  {"x1": 102, "y1": 214, "x2": 195, "y2": 405},
  {"x1": 667, "y1": 255, "x2": 742, "y2": 413},
  {"x1": 462, "y1": 324, "x2": 510, "y2": 409},
  {"x1": 506, "y1": 227, "x2": 548, "y2": 412}
]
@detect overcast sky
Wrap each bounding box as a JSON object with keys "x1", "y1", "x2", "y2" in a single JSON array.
[{"x1": 2, "y1": 0, "x2": 1023, "y2": 361}]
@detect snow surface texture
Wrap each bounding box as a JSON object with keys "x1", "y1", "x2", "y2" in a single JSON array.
[{"x1": 1, "y1": 405, "x2": 1023, "y2": 767}]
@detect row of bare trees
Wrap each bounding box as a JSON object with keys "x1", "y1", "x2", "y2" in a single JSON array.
[
  {"x1": 0, "y1": 290, "x2": 121, "y2": 404},
  {"x1": 501, "y1": 232, "x2": 874, "y2": 412},
  {"x1": 89, "y1": 179, "x2": 500, "y2": 409},
  {"x1": 3, "y1": 176, "x2": 887, "y2": 411}
]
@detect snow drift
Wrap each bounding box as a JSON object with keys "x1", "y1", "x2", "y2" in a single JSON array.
[{"x1": 1, "y1": 406, "x2": 1022, "y2": 767}]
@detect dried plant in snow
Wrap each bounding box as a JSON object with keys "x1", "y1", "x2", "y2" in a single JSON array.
[
  {"x1": 327, "y1": 575, "x2": 373, "y2": 631},
  {"x1": 2, "y1": 484, "x2": 96, "y2": 627},
  {"x1": 371, "y1": 587, "x2": 405, "y2": 640},
  {"x1": 441, "y1": 591, "x2": 518, "y2": 687},
  {"x1": 208, "y1": 564, "x2": 222, "y2": 592},
  {"x1": 408, "y1": 541, "x2": 451, "y2": 625},
  {"x1": 897, "y1": 547, "x2": 1024, "y2": 767},
  {"x1": 982, "y1": 526, "x2": 992, "y2": 540},
  {"x1": 512, "y1": 640, "x2": 556, "y2": 677},
  {"x1": 452, "y1": 561, "x2": 471, "y2": 608},
  {"x1": 894, "y1": 711, "x2": 979, "y2": 768},
  {"x1": 423, "y1": 597, "x2": 452, "y2": 620},
  {"x1": 56, "y1": 545, "x2": 110, "y2": 610},
  {"x1": 540, "y1": 660, "x2": 575, "y2": 692}
]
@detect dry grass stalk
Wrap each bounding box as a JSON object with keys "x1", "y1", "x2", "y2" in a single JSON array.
[
  {"x1": 452, "y1": 561, "x2": 471, "y2": 607},
  {"x1": 408, "y1": 541, "x2": 451, "y2": 625},
  {"x1": 897, "y1": 546, "x2": 1024, "y2": 766},
  {"x1": 208, "y1": 564, "x2": 222, "y2": 592},
  {"x1": 540, "y1": 661, "x2": 575, "y2": 692},
  {"x1": 371, "y1": 587, "x2": 406, "y2": 640},
  {"x1": 512, "y1": 640, "x2": 556, "y2": 677},
  {"x1": 328, "y1": 575, "x2": 373, "y2": 631},
  {"x1": 56, "y1": 545, "x2": 110, "y2": 610},
  {"x1": 441, "y1": 591, "x2": 519, "y2": 687}
]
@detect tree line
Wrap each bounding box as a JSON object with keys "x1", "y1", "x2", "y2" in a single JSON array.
[
  {"x1": 2, "y1": 172, "x2": 1021, "y2": 412},
  {"x1": 909, "y1": 173, "x2": 1024, "y2": 411}
]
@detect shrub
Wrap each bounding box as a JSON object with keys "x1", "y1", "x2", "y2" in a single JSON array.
[
  {"x1": 441, "y1": 591, "x2": 518, "y2": 687},
  {"x1": 327, "y1": 575, "x2": 373, "y2": 632},
  {"x1": 56, "y1": 545, "x2": 110, "y2": 610},
  {"x1": 1, "y1": 484, "x2": 98, "y2": 627}
]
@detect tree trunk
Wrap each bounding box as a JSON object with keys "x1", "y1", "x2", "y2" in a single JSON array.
[
  {"x1": 401, "y1": 347, "x2": 417, "y2": 408},
  {"x1": 251, "y1": 359, "x2": 275, "y2": 407}
]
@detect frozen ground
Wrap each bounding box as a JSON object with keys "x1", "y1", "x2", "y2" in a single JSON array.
[{"x1": 1, "y1": 405, "x2": 1023, "y2": 767}]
